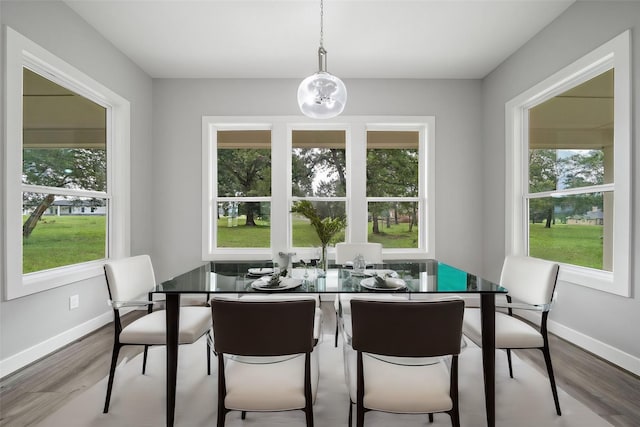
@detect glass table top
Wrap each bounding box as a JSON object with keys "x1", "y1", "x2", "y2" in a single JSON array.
[{"x1": 156, "y1": 259, "x2": 507, "y2": 295}]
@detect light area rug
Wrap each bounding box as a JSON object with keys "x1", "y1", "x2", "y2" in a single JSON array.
[{"x1": 36, "y1": 335, "x2": 612, "y2": 427}]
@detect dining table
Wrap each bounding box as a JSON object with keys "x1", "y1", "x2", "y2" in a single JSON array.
[{"x1": 156, "y1": 259, "x2": 507, "y2": 427}]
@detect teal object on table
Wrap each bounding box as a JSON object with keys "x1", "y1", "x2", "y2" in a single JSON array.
[{"x1": 437, "y1": 262, "x2": 468, "y2": 291}]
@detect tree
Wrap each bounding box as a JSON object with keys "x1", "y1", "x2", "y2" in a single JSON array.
[
  {"x1": 291, "y1": 147, "x2": 346, "y2": 197},
  {"x1": 366, "y1": 148, "x2": 418, "y2": 234},
  {"x1": 22, "y1": 148, "x2": 106, "y2": 238},
  {"x1": 529, "y1": 149, "x2": 559, "y2": 228},
  {"x1": 528, "y1": 149, "x2": 606, "y2": 227},
  {"x1": 217, "y1": 149, "x2": 270, "y2": 226}
]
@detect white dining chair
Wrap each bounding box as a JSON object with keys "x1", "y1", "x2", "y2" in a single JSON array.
[
  {"x1": 333, "y1": 243, "x2": 406, "y2": 347},
  {"x1": 102, "y1": 255, "x2": 212, "y2": 413},
  {"x1": 462, "y1": 255, "x2": 562, "y2": 415}
]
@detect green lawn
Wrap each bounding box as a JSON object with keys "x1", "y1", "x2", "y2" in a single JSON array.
[
  {"x1": 216, "y1": 216, "x2": 417, "y2": 248},
  {"x1": 22, "y1": 215, "x2": 604, "y2": 273},
  {"x1": 529, "y1": 223, "x2": 603, "y2": 269},
  {"x1": 367, "y1": 221, "x2": 419, "y2": 248},
  {"x1": 22, "y1": 215, "x2": 106, "y2": 273}
]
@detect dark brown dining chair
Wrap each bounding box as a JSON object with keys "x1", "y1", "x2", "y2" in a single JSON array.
[
  {"x1": 211, "y1": 298, "x2": 318, "y2": 427},
  {"x1": 103, "y1": 255, "x2": 212, "y2": 413},
  {"x1": 346, "y1": 299, "x2": 465, "y2": 427}
]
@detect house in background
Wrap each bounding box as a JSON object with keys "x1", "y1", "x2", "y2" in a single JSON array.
[
  {"x1": 1, "y1": 0, "x2": 639, "y2": 382},
  {"x1": 567, "y1": 207, "x2": 604, "y2": 226}
]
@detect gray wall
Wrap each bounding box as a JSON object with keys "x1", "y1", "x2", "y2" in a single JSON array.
[
  {"x1": 0, "y1": 1, "x2": 153, "y2": 360},
  {"x1": 482, "y1": 1, "x2": 640, "y2": 359},
  {"x1": 152, "y1": 78, "x2": 484, "y2": 281}
]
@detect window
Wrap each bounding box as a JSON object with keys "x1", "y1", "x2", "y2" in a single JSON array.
[
  {"x1": 291, "y1": 129, "x2": 347, "y2": 248},
  {"x1": 202, "y1": 117, "x2": 434, "y2": 261},
  {"x1": 367, "y1": 130, "x2": 421, "y2": 249},
  {"x1": 215, "y1": 129, "x2": 271, "y2": 249},
  {"x1": 21, "y1": 69, "x2": 108, "y2": 274},
  {"x1": 505, "y1": 31, "x2": 631, "y2": 296},
  {"x1": 3, "y1": 28, "x2": 130, "y2": 299}
]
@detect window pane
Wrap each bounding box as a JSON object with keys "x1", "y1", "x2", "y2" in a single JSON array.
[
  {"x1": 528, "y1": 192, "x2": 611, "y2": 271},
  {"x1": 368, "y1": 201, "x2": 419, "y2": 248},
  {"x1": 292, "y1": 200, "x2": 346, "y2": 247},
  {"x1": 216, "y1": 201, "x2": 270, "y2": 248},
  {"x1": 367, "y1": 131, "x2": 419, "y2": 197},
  {"x1": 22, "y1": 194, "x2": 107, "y2": 273},
  {"x1": 528, "y1": 69, "x2": 613, "y2": 193},
  {"x1": 22, "y1": 68, "x2": 107, "y2": 191},
  {"x1": 217, "y1": 130, "x2": 271, "y2": 197},
  {"x1": 292, "y1": 130, "x2": 346, "y2": 197}
]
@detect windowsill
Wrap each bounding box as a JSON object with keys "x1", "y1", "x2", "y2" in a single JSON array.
[
  {"x1": 8, "y1": 261, "x2": 106, "y2": 299},
  {"x1": 558, "y1": 264, "x2": 628, "y2": 297}
]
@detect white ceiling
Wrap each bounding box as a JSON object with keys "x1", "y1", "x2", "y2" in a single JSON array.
[{"x1": 64, "y1": 0, "x2": 574, "y2": 79}]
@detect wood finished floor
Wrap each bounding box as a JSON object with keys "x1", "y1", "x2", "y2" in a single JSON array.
[{"x1": 1, "y1": 302, "x2": 639, "y2": 427}]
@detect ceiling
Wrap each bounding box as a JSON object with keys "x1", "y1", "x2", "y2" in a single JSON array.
[{"x1": 64, "y1": 0, "x2": 574, "y2": 79}]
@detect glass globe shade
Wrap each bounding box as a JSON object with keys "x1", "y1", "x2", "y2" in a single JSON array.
[{"x1": 297, "y1": 71, "x2": 347, "y2": 119}]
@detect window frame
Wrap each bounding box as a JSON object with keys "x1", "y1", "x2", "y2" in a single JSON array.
[
  {"x1": 202, "y1": 116, "x2": 435, "y2": 261},
  {"x1": 505, "y1": 30, "x2": 631, "y2": 296},
  {"x1": 201, "y1": 121, "x2": 273, "y2": 258},
  {"x1": 365, "y1": 124, "x2": 430, "y2": 252},
  {"x1": 2, "y1": 27, "x2": 131, "y2": 300},
  {"x1": 289, "y1": 122, "x2": 350, "y2": 251}
]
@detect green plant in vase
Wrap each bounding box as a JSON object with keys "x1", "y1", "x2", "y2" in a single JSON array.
[{"x1": 291, "y1": 200, "x2": 346, "y2": 274}]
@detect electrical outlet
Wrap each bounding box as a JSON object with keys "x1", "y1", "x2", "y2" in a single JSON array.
[{"x1": 69, "y1": 294, "x2": 80, "y2": 310}]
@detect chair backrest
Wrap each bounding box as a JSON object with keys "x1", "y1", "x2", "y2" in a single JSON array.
[
  {"x1": 500, "y1": 255, "x2": 559, "y2": 306},
  {"x1": 350, "y1": 299, "x2": 464, "y2": 358},
  {"x1": 104, "y1": 254, "x2": 156, "y2": 302},
  {"x1": 211, "y1": 298, "x2": 316, "y2": 356},
  {"x1": 335, "y1": 243, "x2": 383, "y2": 265}
]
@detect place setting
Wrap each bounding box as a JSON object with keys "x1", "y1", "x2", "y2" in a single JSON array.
[
  {"x1": 351, "y1": 270, "x2": 408, "y2": 291},
  {"x1": 249, "y1": 270, "x2": 303, "y2": 291}
]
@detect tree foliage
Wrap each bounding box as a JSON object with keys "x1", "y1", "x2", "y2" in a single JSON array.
[
  {"x1": 217, "y1": 149, "x2": 270, "y2": 226},
  {"x1": 22, "y1": 148, "x2": 106, "y2": 238},
  {"x1": 529, "y1": 149, "x2": 605, "y2": 228}
]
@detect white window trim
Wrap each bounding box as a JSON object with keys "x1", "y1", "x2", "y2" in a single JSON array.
[
  {"x1": 2, "y1": 27, "x2": 130, "y2": 300},
  {"x1": 202, "y1": 116, "x2": 436, "y2": 262},
  {"x1": 505, "y1": 30, "x2": 631, "y2": 296},
  {"x1": 365, "y1": 120, "x2": 434, "y2": 258}
]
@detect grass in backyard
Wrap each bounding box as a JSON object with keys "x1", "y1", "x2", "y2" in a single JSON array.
[
  {"x1": 22, "y1": 215, "x2": 106, "y2": 273},
  {"x1": 529, "y1": 223, "x2": 604, "y2": 269},
  {"x1": 367, "y1": 221, "x2": 419, "y2": 248},
  {"x1": 216, "y1": 217, "x2": 271, "y2": 247}
]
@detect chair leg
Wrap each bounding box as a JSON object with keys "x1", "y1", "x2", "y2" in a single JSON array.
[
  {"x1": 206, "y1": 332, "x2": 212, "y2": 375},
  {"x1": 541, "y1": 346, "x2": 562, "y2": 415},
  {"x1": 142, "y1": 345, "x2": 149, "y2": 374},
  {"x1": 217, "y1": 409, "x2": 226, "y2": 427},
  {"x1": 241, "y1": 411, "x2": 246, "y2": 420},
  {"x1": 103, "y1": 343, "x2": 121, "y2": 413},
  {"x1": 304, "y1": 406, "x2": 314, "y2": 427},
  {"x1": 428, "y1": 413, "x2": 434, "y2": 423},
  {"x1": 335, "y1": 313, "x2": 339, "y2": 347},
  {"x1": 348, "y1": 401, "x2": 353, "y2": 427},
  {"x1": 506, "y1": 348, "x2": 514, "y2": 378},
  {"x1": 450, "y1": 410, "x2": 461, "y2": 427},
  {"x1": 356, "y1": 403, "x2": 365, "y2": 427}
]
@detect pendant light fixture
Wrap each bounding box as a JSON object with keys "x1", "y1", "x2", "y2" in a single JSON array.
[{"x1": 297, "y1": 0, "x2": 347, "y2": 119}]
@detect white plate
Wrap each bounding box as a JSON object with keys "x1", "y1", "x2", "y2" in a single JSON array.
[
  {"x1": 359, "y1": 276, "x2": 407, "y2": 291},
  {"x1": 247, "y1": 267, "x2": 278, "y2": 277},
  {"x1": 352, "y1": 269, "x2": 399, "y2": 278},
  {"x1": 251, "y1": 277, "x2": 302, "y2": 291}
]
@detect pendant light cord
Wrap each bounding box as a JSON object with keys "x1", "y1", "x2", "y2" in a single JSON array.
[{"x1": 319, "y1": 0, "x2": 324, "y2": 49}]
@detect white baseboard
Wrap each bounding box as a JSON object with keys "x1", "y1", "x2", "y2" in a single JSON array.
[
  {"x1": 0, "y1": 309, "x2": 114, "y2": 378},
  {"x1": 517, "y1": 311, "x2": 640, "y2": 377}
]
